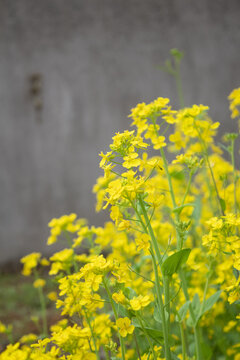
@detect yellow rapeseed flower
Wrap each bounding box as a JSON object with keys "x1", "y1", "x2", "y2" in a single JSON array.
[
  {"x1": 33, "y1": 278, "x2": 46, "y2": 288},
  {"x1": 116, "y1": 317, "x2": 134, "y2": 337},
  {"x1": 229, "y1": 87, "x2": 240, "y2": 119},
  {"x1": 112, "y1": 290, "x2": 126, "y2": 305},
  {"x1": 20, "y1": 252, "x2": 41, "y2": 276},
  {"x1": 130, "y1": 295, "x2": 151, "y2": 311}
]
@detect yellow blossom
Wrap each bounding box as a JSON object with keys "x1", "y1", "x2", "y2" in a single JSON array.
[
  {"x1": 33, "y1": 278, "x2": 46, "y2": 288},
  {"x1": 135, "y1": 233, "x2": 150, "y2": 253},
  {"x1": 130, "y1": 295, "x2": 151, "y2": 311},
  {"x1": 20, "y1": 252, "x2": 41, "y2": 276},
  {"x1": 116, "y1": 317, "x2": 134, "y2": 337},
  {"x1": 112, "y1": 290, "x2": 126, "y2": 305},
  {"x1": 47, "y1": 291, "x2": 58, "y2": 301},
  {"x1": 229, "y1": 87, "x2": 240, "y2": 119}
]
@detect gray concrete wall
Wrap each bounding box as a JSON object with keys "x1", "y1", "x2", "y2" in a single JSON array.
[{"x1": 1, "y1": 0, "x2": 240, "y2": 263}]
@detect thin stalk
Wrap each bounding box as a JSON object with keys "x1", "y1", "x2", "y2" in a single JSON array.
[
  {"x1": 193, "y1": 122, "x2": 224, "y2": 216},
  {"x1": 194, "y1": 326, "x2": 202, "y2": 360},
  {"x1": 138, "y1": 196, "x2": 162, "y2": 266},
  {"x1": 159, "y1": 147, "x2": 203, "y2": 359},
  {"x1": 137, "y1": 196, "x2": 171, "y2": 360},
  {"x1": 130, "y1": 197, "x2": 171, "y2": 360},
  {"x1": 150, "y1": 248, "x2": 171, "y2": 360},
  {"x1": 181, "y1": 171, "x2": 193, "y2": 207},
  {"x1": 171, "y1": 55, "x2": 220, "y2": 218},
  {"x1": 103, "y1": 346, "x2": 111, "y2": 360},
  {"x1": 160, "y1": 148, "x2": 177, "y2": 209},
  {"x1": 179, "y1": 269, "x2": 202, "y2": 360},
  {"x1": 170, "y1": 53, "x2": 202, "y2": 359},
  {"x1": 199, "y1": 276, "x2": 209, "y2": 317},
  {"x1": 179, "y1": 322, "x2": 186, "y2": 360},
  {"x1": 163, "y1": 275, "x2": 170, "y2": 333},
  {"x1": 103, "y1": 277, "x2": 126, "y2": 360},
  {"x1": 136, "y1": 314, "x2": 157, "y2": 360},
  {"x1": 6, "y1": 327, "x2": 14, "y2": 344},
  {"x1": 84, "y1": 310, "x2": 100, "y2": 360},
  {"x1": 134, "y1": 332, "x2": 142, "y2": 360},
  {"x1": 160, "y1": 148, "x2": 181, "y2": 250},
  {"x1": 231, "y1": 138, "x2": 238, "y2": 215},
  {"x1": 34, "y1": 270, "x2": 48, "y2": 336},
  {"x1": 63, "y1": 230, "x2": 79, "y2": 273},
  {"x1": 37, "y1": 286, "x2": 48, "y2": 336}
]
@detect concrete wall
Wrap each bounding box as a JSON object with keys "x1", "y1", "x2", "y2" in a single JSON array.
[{"x1": 1, "y1": 0, "x2": 240, "y2": 263}]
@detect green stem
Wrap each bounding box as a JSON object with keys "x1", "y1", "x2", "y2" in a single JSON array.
[
  {"x1": 169, "y1": 54, "x2": 203, "y2": 359},
  {"x1": 137, "y1": 197, "x2": 171, "y2": 360},
  {"x1": 163, "y1": 275, "x2": 170, "y2": 333},
  {"x1": 33, "y1": 270, "x2": 48, "y2": 337},
  {"x1": 134, "y1": 332, "x2": 142, "y2": 360},
  {"x1": 64, "y1": 231, "x2": 79, "y2": 272},
  {"x1": 136, "y1": 314, "x2": 157, "y2": 360},
  {"x1": 160, "y1": 148, "x2": 181, "y2": 250},
  {"x1": 150, "y1": 248, "x2": 171, "y2": 360},
  {"x1": 160, "y1": 147, "x2": 202, "y2": 359},
  {"x1": 194, "y1": 326, "x2": 202, "y2": 360},
  {"x1": 103, "y1": 346, "x2": 111, "y2": 360},
  {"x1": 102, "y1": 277, "x2": 126, "y2": 360},
  {"x1": 181, "y1": 171, "x2": 193, "y2": 207},
  {"x1": 138, "y1": 196, "x2": 162, "y2": 266},
  {"x1": 84, "y1": 309, "x2": 100, "y2": 360},
  {"x1": 179, "y1": 269, "x2": 202, "y2": 360},
  {"x1": 179, "y1": 322, "x2": 186, "y2": 360},
  {"x1": 231, "y1": 138, "x2": 238, "y2": 215},
  {"x1": 37, "y1": 286, "x2": 48, "y2": 336},
  {"x1": 193, "y1": 122, "x2": 224, "y2": 216},
  {"x1": 199, "y1": 276, "x2": 209, "y2": 317},
  {"x1": 6, "y1": 327, "x2": 14, "y2": 344},
  {"x1": 160, "y1": 148, "x2": 177, "y2": 209}
]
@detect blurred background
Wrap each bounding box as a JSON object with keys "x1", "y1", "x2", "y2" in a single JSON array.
[{"x1": 1, "y1": 0, "x2": 240, "y2": 264}]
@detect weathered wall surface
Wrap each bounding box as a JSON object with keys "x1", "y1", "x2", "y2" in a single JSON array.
[{"x1": 1, "y1": 0, "x2": 240, "y2": 263}]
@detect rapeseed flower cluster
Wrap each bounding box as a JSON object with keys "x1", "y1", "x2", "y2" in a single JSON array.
[{"x1": 1, "y1": 88, "x2": 240, "y2": 360}]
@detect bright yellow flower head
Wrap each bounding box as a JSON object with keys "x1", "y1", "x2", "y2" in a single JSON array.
[
  {"x1": 33, "y1": 278, "x2": 46, "y2": 288},
  {"x1": 135, "y1": 233, "x2": 150, "y2": 253},
  {"x1": 116, "y1": 317, "x2": 134, "y2": 337},
  {"x1": 112, "y1": 290, "x2": 126, "y2": 305},
  {"x1": 229, "y1": 87, "x2": 240, "y2": 119},
  {"x1": 130, "y1": 295, "x2": 151, "y2": 311},
  {"x1": 20, "y1": 252, "x2": 41, "y2": 276}
]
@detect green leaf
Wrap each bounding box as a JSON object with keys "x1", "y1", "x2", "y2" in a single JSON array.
[
  {"x1": 170, "y1": 170, "x2": 185, "y2": 180},
  {"x1": 144, "y1": 327, "x2": 164, "y2": 340},
  {"x1": 176, "y1": 300, "x2": 191, "y2": 323},
  {"x1": 192, "y1": 293, "x2": 201, "y2": 320},
  {"x1": 187, "y1": 293, "x2": 201, "y2": 327},
  {"x1": 201, "y1": 341, "x2": 213, "y2": 360},
  {"x1": 131, "y1": 318, "x2": 164, "y2": 340},
  {"x1": 233, "y1": 267, "x2": 240, "y2": 280},
  {"x1": 173, "y1": 203, "x2": 195, "y2": 214},
  {"x1": 201, "y1": 290, "x2": 221, "y2": 316},
  {"x1": 162, "y1": 249, "x2": 191, "y2": 276},
  {"x1": 124, "y1": 287, "x2": 137, "y2": 298},
  {"x1": 154, "y1": 304, "x2": 169, "y2": 323},
  {"x1": 116, "y1": 304, "x2": 131, "y2": 318},
  {"x1": 153, "y1": 305, "x2": 161, "y2": 323}
]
